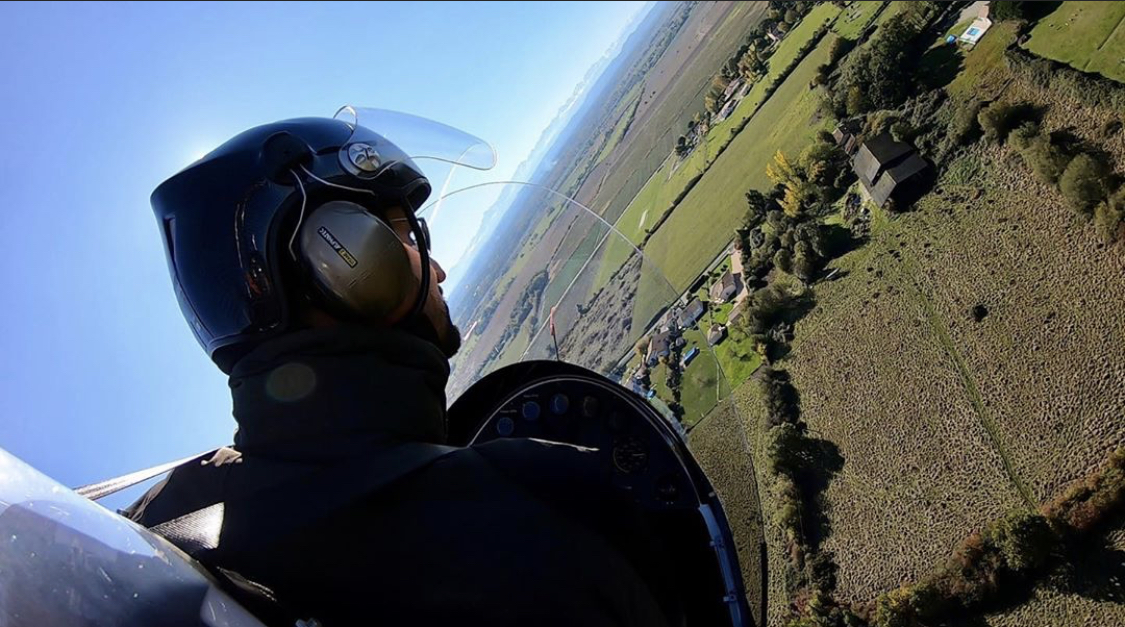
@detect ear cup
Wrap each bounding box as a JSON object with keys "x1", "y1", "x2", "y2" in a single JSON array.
[{"x1": 297, "y1": 200, "x2": 416, "y2": 321}]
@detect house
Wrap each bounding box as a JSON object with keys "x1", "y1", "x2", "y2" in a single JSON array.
[
  {"x1": 714, "y1": 99, "x2": 738, "y2": 123},
  {"x1": 765, "y1": 25, "x2": 783, "y2": 43},
  {"x1": 710, "y1": 269, "x2": 739, "y2": 304},
  {"x1": 681, "y1": 346, "x2": 701, "y2": 368},
  {"x1": 707, "y1": 324, "x2": 727, "y2": 347},
  {"x1": 679, "y1": 298, "x2": 707, "y2": 328},
  {"x1": 852, "y1": 132, "x2": 930, "y2": 208},
  {"x1": 722, "y1": 77, "x2": 744, "y2": 101},
  {"x1": 736, "y1": 81, "x2": 752, "y2": 100},
  {"x1": 646, "y1": 330, "x2": 672, "y2": 366}
]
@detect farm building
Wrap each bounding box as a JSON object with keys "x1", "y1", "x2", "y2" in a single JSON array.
[
  {"x1": 722, "y1": 77, "x2": 744, "y2": 101},
  {"x1": 714, "y1": 99, "x2": 738, "y2": 123},
  {"x1": 853, "y1": 132, "x2": 930, "y2": 208},
  {"x1": 646, "y1": 330, "x2": 672, "y2": 366},
  {"x1": 710, "y1": 269, "x2": 740, "y2": 304},
  {"x1": 707, "y1": 324, "x2": 727, "y2": 347},
  {"x1": 680, "y1": 297, "x2": 707, "y2": 328}
]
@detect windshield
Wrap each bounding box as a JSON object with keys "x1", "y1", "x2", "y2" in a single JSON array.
[{"x1": 420, "y1": 182, "x2": 731, "y2": 429}]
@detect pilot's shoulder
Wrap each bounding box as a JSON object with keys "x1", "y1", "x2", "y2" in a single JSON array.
[{"x1": 122, "y1": 447, "x2": 238, "y2": 526}]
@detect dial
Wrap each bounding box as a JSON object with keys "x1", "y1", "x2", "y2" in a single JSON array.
[
  {"x1": 612, "y1": 436, "x2": 648, "y2": 474},
  {"x1": 549, "y1": 393, "x2": 569, "y2": 415}
]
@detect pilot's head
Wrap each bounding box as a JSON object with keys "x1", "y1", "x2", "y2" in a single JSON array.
[{"x1": 151, "y1": 115, "x2": 461, "y2": 373}]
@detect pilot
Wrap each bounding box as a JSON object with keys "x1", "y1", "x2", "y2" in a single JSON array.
[{"x1": 124, "y1": 115, "x2": 680, "y2": 627}]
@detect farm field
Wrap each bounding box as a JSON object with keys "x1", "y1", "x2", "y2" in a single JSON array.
[
  {"x1": 692, "y1": 4, "x2": 1125, "y2": 623},
  {"x1": 634, "y1": 33, "x2": 836, "y2": 328},
  {"x1": 615, "y1": 2, "x2": 843, "y2": 249},
  {"x1": 1023, "y1": 1, "x2": 1125, "y2": 84},
  {"x1": 583, "y1": 1, "x2": 769, "y2": 222}
]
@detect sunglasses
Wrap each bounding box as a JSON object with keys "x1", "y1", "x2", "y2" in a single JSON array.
[{"x1": 389, "y1": 216, "x2": 431, "y2": 252}]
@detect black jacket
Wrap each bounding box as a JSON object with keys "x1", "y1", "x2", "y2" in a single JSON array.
[{"x1": 126, "y1": 327, "x2": 677, "y2": 627}]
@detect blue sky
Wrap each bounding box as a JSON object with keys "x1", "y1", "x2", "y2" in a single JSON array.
[{"x1": 0, "y1": 1, "x2": 649, "y2": 504}]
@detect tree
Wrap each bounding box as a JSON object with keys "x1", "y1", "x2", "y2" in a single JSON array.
[
  {"x1": 784, "y1": 8, "x2": 798, "y2": 24},
  {"x1": 1008, "y1": 121, "x2": 1039, "y2": 151},
  {"x1": 1095, "y1": 186, "x2": 1125, "y2": 243},
  {"x1": 1022, "y1": 134, "x2": 1070, "y2": 185},
  {"x1": 777, "y1": 21, "x2": 791, "y2": 34},
  {"x1": 675, "y1": 135, "x2": 690, "y2": 157},
  {"x1": 744, "y1": 189, "x2": 773, "y2": 225},
  {"x1": 845, "y1": 85, "x2": 865, "y2": 116},
  {"x1": 781, "y1": 179, "x2": 814, "y2": 217},
  {"x1": 767, "y1": 422, "x2": 806, "y2": 476},
  {"x1": 890, "y1": 120, "x2": 914, "y2": 143},
  {"x1": 991, "y1": 1, "x2": 1026, "y2": 21},
  {"x1": 833, "y1": 13, "x2": 919, "y2": 115},
  {"x1": 774, "y1": 248, "x2": 794, "y2": 273},
  {"x1": 724, "y1": 57, "x2": 740, "y2": 79},
  {"x1": 758, "y1": 366, "x2": 800, "y2": 426},
  {"x1": 793, "y1": 242, "x2": 816, "y2": 282},
  {"x1": 985, "y1": 512, "x2": 1054, "y2": 573},
  {"x1": 949, "y1": 99, "x2": 983, "y2": 147},
  {"x1": 1058, "y1": 153, "x2": 1108, "y2": 216},
  {"x1": 978, "y1": 102, "x2": 1024, "y2": 144}
]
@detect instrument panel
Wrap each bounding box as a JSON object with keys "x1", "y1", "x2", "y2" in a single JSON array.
[{"x1": 468, "y1": 375, "x2": 698, "y2": 511}]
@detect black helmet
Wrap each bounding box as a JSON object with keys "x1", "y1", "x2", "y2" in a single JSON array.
[{"x1": 151, "y1": 114, "x2": 443, "y2": 372}]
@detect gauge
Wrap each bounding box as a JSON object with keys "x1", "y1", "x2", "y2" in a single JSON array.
[
  {"x1": 521, "y1": 400, "x2": 540, "y2": 421},
  {"x1": 612, "y1": 436, "x2": 648, "y2": 474},
  {"x1": 549, "y1": 393, "x2": 569, "y2": 415}
]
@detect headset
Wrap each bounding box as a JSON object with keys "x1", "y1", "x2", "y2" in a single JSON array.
[{"x1": 284, "y1": 149, "x2": 435, "y2": 328}]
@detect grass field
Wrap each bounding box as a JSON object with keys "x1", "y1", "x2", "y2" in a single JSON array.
[
  {"x1": 947, "y1": 20, "x2": 1018, "y2": 99},
  {"x1": 647, "y1": 327, "x2": 724, "y2": 427},
  {"x1": 633, "y1": 34, "x2": 836, "y2": 326},
  {"x1": 685, "y1": 396, "x2": 767, "y2": 626},
  {"x1": 591, "y1": 2, "x2": 768, "y2": 224},
  {"x1": 613, "y1": 3, "x2": 842, "y2": 249},
  {"x1": 1023, "y1": 1, "x2": 1125, "y2": 84},
  {"x1": 592, "y1": 82, "x2": 642, "y2": 167},
  {"x1": 589, "y1": 3, "x2": 844, "y2": 297},
  {"x1": 832, "y1": 0, "x2": 884, "y2": 40}
]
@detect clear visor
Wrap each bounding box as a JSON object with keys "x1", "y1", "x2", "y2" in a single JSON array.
[{"x1": 335, "y1": 106, "x2": 497, "y2": 204}]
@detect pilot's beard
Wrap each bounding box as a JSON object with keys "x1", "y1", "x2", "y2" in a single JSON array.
[
  {"x1": 438, "y1": 304, "x2": 462, "y2": 358},
  {"x1": 398, "y1": 304, "x2": 461, "y2": 358}
]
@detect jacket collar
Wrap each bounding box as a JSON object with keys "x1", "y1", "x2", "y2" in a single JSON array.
[{"x1": 228, "y1": 325, "x2": 450, "y2": 462}]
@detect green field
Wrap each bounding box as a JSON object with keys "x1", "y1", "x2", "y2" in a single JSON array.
[
  {"x1": 948, "y1": 20, "x2": 1019, "y2": 99},
  {"x1": 832, "y1": 0, "x2": 884, "y2": 40},
  {"x1": 592, "y1": 82, "x2": 642, "y2": 167},
  {"x1": 648, "y1": 327, "x2": 724, "y2": 426},
  {"x1": 635, "y1": 34, "x2": 837, "y2": 321},
  {"x1": 1024, "y1": 1, "x2": 1125, "y2": 83},
  {"x1": 592, "y1": 2, "x2": 768, "y2": 223},
  {"x1": 591, "y1": 4, "x2": 843, "y2": 294},
  {"x1": 618, "y1": 3, "x2": 841, "y2": 246}
]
